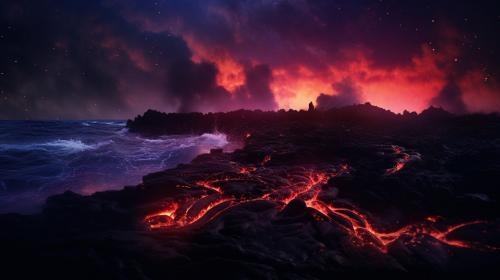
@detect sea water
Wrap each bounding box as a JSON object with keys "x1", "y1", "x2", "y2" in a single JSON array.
[{"x1": 0, "y1": 120, "x2": 228, "y2": 213}]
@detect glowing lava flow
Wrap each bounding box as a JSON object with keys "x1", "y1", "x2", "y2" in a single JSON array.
[
  {"x1": 144, "y1": 162, "x2": 493, "y2": 253},
  {"x1": 307, "y1": 200, "x2": 487, "y2": 252},
  {"x1": 385, "y1": 145, "x2": 420, "y2": 175}
]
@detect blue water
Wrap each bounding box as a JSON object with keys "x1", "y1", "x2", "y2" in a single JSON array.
[{"x1": 0, "y1": 121, "x2": 229, "y2": 213}]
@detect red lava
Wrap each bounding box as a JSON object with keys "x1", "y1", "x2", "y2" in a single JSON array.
[
  {"x1": 385, "y1": 145, "x2": 414, "y2": 175},
  {"x1": 145, "y1": 156, "x2": 493, "y2": 253}
]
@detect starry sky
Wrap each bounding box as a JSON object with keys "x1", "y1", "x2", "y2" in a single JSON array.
[{"x1": 1, "y1": 0, "x2": 499, "y2": 119}]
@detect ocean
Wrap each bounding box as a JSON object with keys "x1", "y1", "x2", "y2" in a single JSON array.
[{"x1": 0, "y1": 120, "x2": 229, "y2": 213}]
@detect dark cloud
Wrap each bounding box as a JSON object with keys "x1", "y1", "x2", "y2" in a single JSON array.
[
  {"x1": 131, "y1": 0, "x2": 499, "y2": 72},
  {"x1": 168, "y1": 59, "x2": 222, "y2": 112},
  {"x1": 123, "y1": 0, "x2": 500, "y2": 113},
  {"x1": 0, "y1": 0, "x2": 499, "y2": 118},
  {"x1": 167, "y1": 60, "x2": 236, "y2": 112},
  {"x1": 234, "y1": 64, "x2": 277, "y2": 111},
  {"x1": 0, "y1": 0, "x2": 281, "y2": 119},
  {"x1": 168, "y1": 61, "x2": 278, "y2": 113},
  {"x1": 430, "y1": 81, "x2": 467, "y2": 114},
  {"x1": 316, "y1": 78, "x2": 362, "y2": 110},
  {"x1": 0, "y1": 0, "x2": 195, "y2": 119}
]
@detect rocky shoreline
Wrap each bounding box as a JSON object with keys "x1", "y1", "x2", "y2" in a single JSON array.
[{"x1": 2, "y1": 104, "x2": 500, "y2": 278}]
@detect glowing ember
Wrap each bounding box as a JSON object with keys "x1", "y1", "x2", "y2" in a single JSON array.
[
  {"x1": 144, "y1": 162, "x2": 494, "y2": 253},
  {"x1": 239, "y1": 166, "x2": 256, "y2": 175},
  {"x1": 261, "y1": 155, "x2": 272, "y2": 166}
]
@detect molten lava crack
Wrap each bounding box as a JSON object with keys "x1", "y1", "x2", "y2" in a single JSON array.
[
  {"x1": 145, "y1": 158, "x2": 494, "y2": 253},
  {"x1": 385, "y1": 145, "x2": 421, "y2": 175}
]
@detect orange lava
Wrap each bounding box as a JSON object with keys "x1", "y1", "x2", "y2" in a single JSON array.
[
  {"x1": 385, "y1": 145, "x2": 412, "y2": 175},
  {"x1": 239, "y1": 166, "x2": 256, "y2": 174},
  {"x1": 261, "y1": 155, "x2": 272, "y2": 166},
  {"x1": 144, "y1": 162, "x2": 494, "y2": 253}
]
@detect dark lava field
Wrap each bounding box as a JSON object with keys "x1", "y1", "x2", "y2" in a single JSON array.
[{"x1": 2, "y1": 104, "x2": 500, "y2": 278}]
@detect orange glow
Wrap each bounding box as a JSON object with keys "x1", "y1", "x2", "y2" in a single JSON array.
[
  {"x1": 196, "y1": 180, "x2": 223, "y2": 194},
  {"x1": 184, "y1": 35, "x2": 246, "y2": 92},
  {"x1": 144, "y1": 160, "x2": 495, "y2": 253},
  {"x1": 184, "y1": 38, "x2": 484, "y2": 113},
  {"x1": 426, "y1": 216, "x2": 442, "y2": 223},
  {"x1": 358, "y1": 46, "x2": 447, "y2": 113},
  {"x1": 239, "y1": 166, "x2": 256, "y2": 174},
  {"x1": 269, "y1": 46, "x2": 450, "y2": 112},
  {"x1": 261, "y1": 155, "x2": 271, "y2": 166},
  {"x1": 385, "y1": 145, "x2": 414, "y2": 175},
  {"x1": 189, "y1": 43, "x2": 451, "y2": 112},
  {"x1": 271, "y1": 66, "x2": 332, "y2": 110}
]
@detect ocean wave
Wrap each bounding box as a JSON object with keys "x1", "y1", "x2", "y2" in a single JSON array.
[
  {"x1": 44, "y1": 139, "x2": 114, "y2": 152},
  {"x1": 81, "y1": 121, "x2": 125, "y2": 127},
  {"x1": 0, "y1": 122, "x2": 233, "y2": 213},
  {"x1": 131, "y1": 133, "x2": 228, "y2": 155},
  {"x1": 91, "y1": 121, "x2": 126, "y2": 126},
  {"x1": 142, "y1": 138, "x2": 169, "y2": 143},
  {"x1": 0, "y1": 139, "x2": 113, "y2": 153},
  {"x1": 198, "y1": 133, "x2": 229, "y2": 146},
  {"x1": 117, "y1": 127, "x2": 129, "y2": 135}
]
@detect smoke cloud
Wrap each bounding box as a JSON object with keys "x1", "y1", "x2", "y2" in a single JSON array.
[
  {"x1": 316, "y1": 78, "x2": 363, "y2": 110},
  {"x1": 430, "y1": 81, "x2": 467, "y2": 114}
]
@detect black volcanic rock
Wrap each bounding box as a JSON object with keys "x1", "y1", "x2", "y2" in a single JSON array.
[
  {"x1": 419, "y1": 106, "x2": 454, "y2": 120},
  {"x1": 126, "y1": 103, "x2": 408, "y2": 139},
  {"x1": 2, "y1": 106, "x2": 500, "y2": 278},
  {"x1": 308, "y1": 101, "x2": 315, "y2": 111},
  {"x1": 127, "y1": 104, "x2": 500, "y2": 143},
  {"x1": 280, "y1": 199, "x2": 308, "y2": 217}
]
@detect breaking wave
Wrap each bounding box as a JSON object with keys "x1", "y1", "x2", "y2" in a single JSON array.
[
  {"x1": 0, "y1": 121, "x2": 229, "y2": 214},
  {"x1": 0, "y1": 139, "x2": 114, "y2": 153}
]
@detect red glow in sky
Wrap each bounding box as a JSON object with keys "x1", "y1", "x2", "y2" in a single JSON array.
[
  {"x1": 187, "y1": 38, "x2": 497, "y2": 113},
  {"x1": 2, "y1": 0, "x2": 499, "y2": 118}
]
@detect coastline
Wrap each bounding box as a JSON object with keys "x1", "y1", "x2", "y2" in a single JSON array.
[{"x1": 1, "y1": 105, "x2": 500, "y2": 277}]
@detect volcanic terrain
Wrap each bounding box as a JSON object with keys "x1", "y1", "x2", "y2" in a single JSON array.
[{"x1": 1, "y1": 104, "x2": 500, "y2": 278}]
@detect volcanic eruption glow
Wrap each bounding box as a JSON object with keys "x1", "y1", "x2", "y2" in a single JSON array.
[{"x1": 144, "y1": 155, "x2": 494, "y2": 253}]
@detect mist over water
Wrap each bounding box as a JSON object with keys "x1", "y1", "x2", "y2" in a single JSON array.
[{"x1": 0, "y1": 121, "x2": 229, "y2": 214}]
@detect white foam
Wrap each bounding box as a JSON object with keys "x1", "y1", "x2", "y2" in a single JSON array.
[
  {"x1": 143, "y1": 138, "x2": 169, "y2": 143},
  {"x1": 116, "y1": 127, "x2": 129, "y2": 135},
  {"x1": 198, "y1": 133, "x2": 229, "y2": 147},
  {"x1": 90, "y1": 121, "x2": 126, "y2": 126},
  {"x1": 43, "y1": 139, "x2": 94, "y2": 151},
  {"x1": 0, "y1": 139, "x2": 113, "y2": 153}
]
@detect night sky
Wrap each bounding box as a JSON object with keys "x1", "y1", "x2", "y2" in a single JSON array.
[{"x1": 1, "y1": 0, "x2": 499, "y2": 119}]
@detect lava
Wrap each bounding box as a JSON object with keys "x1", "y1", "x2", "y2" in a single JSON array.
[
  {"x1": 308, "y1": 200, "x2": 486, "y2": 252},
  {"x1": 196, "y1": 180, "x2": 223, "y2": 194},
  {"x1": 144, "y1": 162, "x2": 494, "y2": 253},
  {"x1": 261, "y1": 155, "x2": 272, "y2": 166},
  {"x1": 239, "y1": 166, "x2": 256, "y2": 175},
  {"x1": 385, "y1": 145, "x2": 419, "y2": 175}
]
